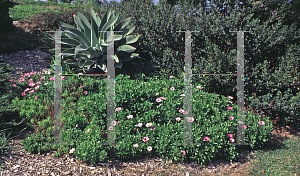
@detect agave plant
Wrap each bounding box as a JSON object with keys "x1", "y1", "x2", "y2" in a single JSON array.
[{"x1": 40, "y1": 7, "x2": 141, "y2": 75}]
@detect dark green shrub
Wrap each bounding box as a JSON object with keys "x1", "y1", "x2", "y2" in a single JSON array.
[
  {"x1": 245, "y1": 44, "x2": 300, "y2": 127},
  {"x1": 112, "y1": 0, "x2": 300, "y2": 128}
]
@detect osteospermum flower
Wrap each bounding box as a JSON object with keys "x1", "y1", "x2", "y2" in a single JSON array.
[
  {"x1": 204, "y1": 137, "x2": 210, "y2": 141},
  {"x1": 258, "y1": 120, "x2": 265, "y2": 125},
  {"x1": 83, "y1": 91, "x2": 88, "y2": 94},
  {"x1": 145, "y1": 123, "x2": 152, "y2": 127},
  {"x1": 229, "y1": 116, "x2": 234, "y2": 120},
  {"x1": 137, "y1": 123, "x2": 143, "y2": 127},
  {"x1": 230, "y1": 138, "x2": 235, "y2": 143},
  {"x1": 242, "y1": 125, "x2": 247, "y2": 129},
  {"x1": 156, "y1": 98, "x2": 162, "y2": 102},
  {"x1": 86, "y1": 128, "x2": 91, "y2": 133},
  {"x1": 179, "y1": 109, "x2": 185, "y2": 114},
  {"x1": 170, "y1": 87, "x2": 175, "y2": 90},
  {"x1": 169, "y1": 75, "x2": 173, "y2": 78},
  {"x1": 12, "y1": 84, "x2": 16, "y2": 87},
  {"x1": 111, "y1": 121, "x2": 117, "y2": 126},
  {"x1": 176, "y1": 117, "x2": 181, "y2": 121},
  {"x1": 151, "y1": 127, "x2": 155, "y2": 130},
  {"x1": 180, "y1": 94, "x2": 185, "y2": 97},
  {"x1": 159, "y1": 97, "x2": 166, "y2": 100},
  {"x1": 227, "y1": 134, "x2": 233, "y2": 138},
  {"x1": 227, "y1": 96, "x2": 233, "y2": 99},
  {"x1": 29, "y1": 90, "x2": 34, "y2": 93},
  {"x1": 40, "y1": 76, "x2": 45, "y2": 80},
  {"x1": 22, "y1": 92, "x2": 25, "y2": 96},
  {"x1": 227, "y1": 107, "x2": 233, "y2": 110},
  {"x1": 115, "y1": 107, "x2": 122, "y2": 111},
  {"x1": 181, "y1": 150, "x2": 186, "y2": 156},
  {"x1": 127, "y1": 115, "x2": 133, "y2": 119},
  {"x1": 69, "y1": 148, "x2": 75, "y2": 154},
  {"x1": 196, "y1": 86, "x2": 201, "y2": 89},
  {"x1": 108, "y1": 126, "x2": 114, "y2": 131},
  {"x1": 34, "y1": 96, "x2": 37, "y2": 99},
  {"x1": 133, "y1": 143, "x2": 139, "y2": 148},
  {"x1": 143, "y1": 136, "x2": 149, "y2": 142},
  {"x1": 186, "y1": 117, "x2": 194, "y2": 122},
  {"x1": 147, "y1": 146, "x2": 152, "y2": 151}
]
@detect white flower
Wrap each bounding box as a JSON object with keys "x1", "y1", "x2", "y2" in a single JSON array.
[
  {"x1": 147, "y1": 146, "x2": 152, "y2": 151},
  {"x1": 186, "y1": 117, "x2": 194, "y2": 122},
  {"x1": 137, "y1": 123, "x2": 143, "y2": 127},
  {"x1": 133, "y1": 143, "x2": 139, "y2": 148},
  {"x1": 69, "y1": 148, "x2": 75, "y2": 154},
  {"x1": 145, "y1": 123, "x2": 152, "y2": 127},
  {"x1": 108, "y1": 126, "x2": 114, "y2": 131}
]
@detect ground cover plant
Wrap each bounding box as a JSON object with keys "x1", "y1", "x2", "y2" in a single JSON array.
[
  {"x1": 0, "y1": 0, "x2": 300, "y2": 175},
  {"x1": 11, "y1": 71, "x2": 274, "y2": 165}
]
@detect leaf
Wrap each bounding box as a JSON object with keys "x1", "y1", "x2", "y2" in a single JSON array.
[
  {"x1": 113, "y1": 17, "x2": 132, "y2": 31},
  {"x1": 125, "y1": 35, "x2": 141, "y2": 45},
  {"x1": 76, "y1": 11, "x2": 92, "y2": 37},
  {"x1": 78, "y1": 60, "x2": 85, "y2": 68},
  {"x1": 63, "y1": 29, "x2": 90, "y2": 48},
  {"x1": 101, "y1": 14, "x2": 119, "y2": 32},
  {"x1": 117, "y1": 45, "x2": 136, "y2": 53}
]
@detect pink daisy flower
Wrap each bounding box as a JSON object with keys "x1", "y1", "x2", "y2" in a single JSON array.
[
  {"x1": 143, "y1": 136, "x2": 149, "y2": 142},
  {"x1": 204, "y1": 137, "x2": 210, "y2": 141},
  {"x1": 227, "y1": 107, "x2": 233, "y2": 110}
]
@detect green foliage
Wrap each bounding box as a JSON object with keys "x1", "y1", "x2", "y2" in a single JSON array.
[
  {"x1": 114, "y1": 0, "x2": 300, "y2": 127},
  {"x1": 0, "y1": 59, "x2": 31, "y2": 140},
  {"x1": 246, "y1": 44, "x2": 300, "y2": 126},
  {"x1": 19, "y1": 73, "x2": 273, "y2": 165},
  {"x1": 20, "y1": 131, "x2": 53, "y2": 154},
  {"x1": 40, "y1": 7, "x2": 142, "y2": 77}
]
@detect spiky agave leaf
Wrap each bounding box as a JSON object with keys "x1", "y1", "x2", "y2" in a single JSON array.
[{"x1": 41, "y1": 7, "x2": 141, "y2": 74}]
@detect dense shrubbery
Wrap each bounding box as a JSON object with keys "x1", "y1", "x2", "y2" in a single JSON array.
[
  {"x1": 9, "y1": 72, "x2": 273, "y2": 165},
  {"x1": 111, "y1": 0, "x2": 300, "y2": 127},
  {"x1": 1, "y1": 0, "x2": 299, "y2": 167}
]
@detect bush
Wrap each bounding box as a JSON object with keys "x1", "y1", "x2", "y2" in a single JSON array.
[
  {"x1": 18, "y1": 73, "x2": 273, "y2": 165},
  {"x1": 112, "y1": 0, "x2": 300, "y2": 128}
]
